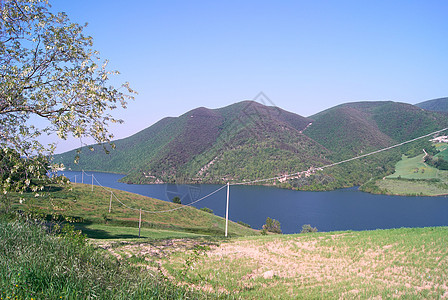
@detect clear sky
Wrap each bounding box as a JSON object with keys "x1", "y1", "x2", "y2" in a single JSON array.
[{"x1": 47, "y1": 0, "x2": 448, "y2": 153}]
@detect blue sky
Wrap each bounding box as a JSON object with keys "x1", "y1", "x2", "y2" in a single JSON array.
[{"x1": 48, "y1": 0, "x2": 448, "y2": 153}]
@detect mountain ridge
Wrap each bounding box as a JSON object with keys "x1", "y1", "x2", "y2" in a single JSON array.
[{"x1": 55, "y1": 98, "x2": 448, "y2": 190}]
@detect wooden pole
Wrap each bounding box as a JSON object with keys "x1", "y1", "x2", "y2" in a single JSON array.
[
  {"x1": 138, "y1": 208, "x2": 142, "y2": 238},
  {"x1": 225, "y1": 182, "x2": 230, "y2": 237}
]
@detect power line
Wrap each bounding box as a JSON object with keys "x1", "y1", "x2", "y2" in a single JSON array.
[
  {"x1": 231, "y1": 127, "x2": 448, "y2": 186},
  {"x1": 80, "y1": 170, "x2": 227, "y2": 214},
  {"x1": 73, "y1": 127, "x2": 448, "y2": 214}
]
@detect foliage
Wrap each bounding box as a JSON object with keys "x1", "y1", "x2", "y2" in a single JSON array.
[
  {"x1": 0, "y1": 147, "x2": 53, "y2": 212},
  {"x1": 55, "y1": 100, "x2": 448, "y2": 192},
  {"x1": 415, "y1": 97, "x2": 448, "y2": 112},
  {"x1": 200, "y1": 207, "x2": 213, "y2": 214},
  {"x1": 237, "y1": 220, "x2": 251, "y2": 228},
  {"x1": 425, "y1": 155, "x2": 448, "y2": 170},
  {"x1": 0, "y1": 0, "x2": 134, "y2": 204},
  {"x1": 300, "y1": 224, "x2": 318, "y2": 233},
  {"x1": 262, "y1": 217, "x2": 282, "y2": 234},
  {"x1": 172, "y1": 196, "x2": 181, "y2": 204},
  {"x1": 0, "y1": 219, "x2": 206, "y2": 299}
]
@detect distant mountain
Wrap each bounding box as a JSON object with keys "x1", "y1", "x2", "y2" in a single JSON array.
[
  {"x1": 55, "y1": 100, "x2": 448, "y2": 190},
  {"x1": 415, "y1": 97, "x2": 448, "y2": 112},
  {"x1": 56, "y1": 101, "x2": 331, "y2": 185},
  {"x1": 305, "y1": 101, "x2": 448, "y2": 159}
]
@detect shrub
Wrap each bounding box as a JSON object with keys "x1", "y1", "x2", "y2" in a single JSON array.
[
  {"x1": 172, "y1": 196, "x2": 181, "y2": 204},
  {"x1": 262, "y1": 217, "x2": 282, "y2": 234},
  {"x1": 199, "y1": 207, "x2": 213, "y2": 214},
  {"x1": 237, "y1": 221, "x2": 251, "y2": 228},
  {"x1": 301, "y1": 224, "x2": 318, "y2": 233}
]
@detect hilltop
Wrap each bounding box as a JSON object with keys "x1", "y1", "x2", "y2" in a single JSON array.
[
  {"x1": 55, "y1": 99, "x2": 448, "y2": 191},
  {"x1": 415, "y1": 97, "x2": 448, "y2": 112}
]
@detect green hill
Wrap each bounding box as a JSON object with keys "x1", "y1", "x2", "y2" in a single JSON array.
[
  {"x1": 9, "y1": 183, "x2": 257, "y2": 237},
  {"x1": 55, "y1": 100, "x2": 448, "y2": 190},
  {"x1": 415, "y1": 97, "x2": 448, "y2": 112},
  {"x1": 56, "y1": 101, "x2": 331, "y2": 185},
  {"x1": 305, "y1": 101, "x2": 448, "y2": 158}
]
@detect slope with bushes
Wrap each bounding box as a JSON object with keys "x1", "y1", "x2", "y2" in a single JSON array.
[
  {"x1": 55, "y1": 99, "x2": 448, "y2": 190},
  {"x1": 8, "y1": 183, "x2": 258, "y2": 237}
]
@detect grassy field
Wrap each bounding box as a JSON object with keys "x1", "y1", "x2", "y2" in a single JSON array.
[
  {"x1": 375, "y1": 179, "x2": 448, "y2": 196},
  {"x1": 368, "y1": 153, "x2": 448, "y2": 196},
  {"x1": 386, "y1": 154, "x2": 441, "y2": 180},
  {"x1": 9, "y1": 183, "x2": 258, "y2": 238},
  {"x1": 4, "y1": 182, "x2": 448, "y2": 298},
  {"x1": 149, "y1": 227, "x2": 448, "y2": 299},
  {"x1": 436, "y1": 144, "x2": 448, "y2": 160},
  {"x1": 73, "y1": 223, "x2": 206, "y2": 240}
]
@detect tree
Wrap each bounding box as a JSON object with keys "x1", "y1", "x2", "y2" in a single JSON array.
[
  {"x1": 172, "y1": 196, "x2": 181, "y2": 205},
  {"x1": 0, "y1": 0, "x2": 134, "y2": 207},
  {"x1": 262, "y1": 217, "x2": 282, "y2": 234},
  {"x1": 300, "y1": 224, "x2": 318, "y2": 233}
]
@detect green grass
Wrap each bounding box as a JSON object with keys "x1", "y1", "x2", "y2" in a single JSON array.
[
  {"x1": 74, "y1": 223, "x2": 206, "y2": 240},
  {"x1": 3, "y1": 217, "x2": 448, "y2": 299},
  {"x1": 386, "y1": 154, "x2": 440, "y2": 180},
  {"x1": 435, "y1": 146, "x2": 448, "y2": 160},
  {"x1": 367, "y1": 153, "x2": 448, "y2": 196},
  {"x1": 9, "y1": 183, "x2": 258, "y2": 238},
  {"x1": 0, "y1": 219, "x2": 211, "y2": 299},
  {"x1": 375, "y1": 179, "x2": 448, "y2": 196},
  {"x1": 160, "y1": 227, "x2": 448, "y2": 299}
]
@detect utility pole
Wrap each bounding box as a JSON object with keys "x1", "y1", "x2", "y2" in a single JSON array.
[
  {"x1": 109, "y1": 191, "x2": 113, "y2": 213},
  {"x1": 138, "y1": 208, "x2": 142, "y2": 238},
  {"x1": 225, "y1": 182, "x2": 230, "y2": 237}
]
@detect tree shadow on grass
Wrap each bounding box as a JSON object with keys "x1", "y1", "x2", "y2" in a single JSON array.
[{"x1": 74, "y1": 223, "x2": 141, "y2": 239}]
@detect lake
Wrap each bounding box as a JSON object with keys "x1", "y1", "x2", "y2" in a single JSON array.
[{"x1": 59, "y1": 170, "x2": 448, "y2": 234}]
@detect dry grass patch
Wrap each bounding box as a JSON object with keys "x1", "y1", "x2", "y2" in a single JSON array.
[{"x1": 161, "y1": 227, "x2": 448, "y2": 299}]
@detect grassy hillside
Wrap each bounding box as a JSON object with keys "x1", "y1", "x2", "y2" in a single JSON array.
[
  {"x1": 415, "y1": 97, "x2": 448, "y2": 112},
  {"x1": 4, "y1": 216, "x2": 446, "y2": 299},
  {"x1": 56, "y1": 101, "x2": 330, "y2": 186},
  {"x1": 9, "y1": 183, "x2": 258, "y2": 237},
  {"x1": 362, "y1": 152, "x2": 448, "y2": 196},
  {"x1": 0, "y1": 219, "x2": 207, "y2": 299},
  {"x1": 55, "y1": 100, "x2": 448, "y2": 191}
]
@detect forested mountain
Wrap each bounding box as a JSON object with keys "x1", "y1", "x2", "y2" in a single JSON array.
[
  {"x1": 305, "y1": 101, "x2": 448, "y2": 159},
  {"x1": 55, "y1": 99, "x2": 448, "y2": 190},
  {"x1": 415, "y1": 97, "x2": 448, "y2": 112}
]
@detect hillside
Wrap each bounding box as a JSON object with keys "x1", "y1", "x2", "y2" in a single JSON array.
[
  {"x1": 305, "y1": 101, "x2": 448, "y2": 157},
  {"x1": 9, "y1": 183, "x2": 257, "y2": 237},
  {"x1": 415, "y1": 97, "x2": 448, "y2": 112},
  {"x1": 56, "y1": 101, "x2": 331, "y2": 185},
  {"x1": 55, "y1": 99, "x2": 448, "y2": 190}
]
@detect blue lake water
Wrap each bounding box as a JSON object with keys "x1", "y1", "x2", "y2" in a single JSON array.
[{"x1": 60, "y1": 171, "x2": 448, "y2": 234}]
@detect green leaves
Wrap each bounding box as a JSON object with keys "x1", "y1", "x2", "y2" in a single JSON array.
[
  {"x1": 1, "y1": 0, "x2": 135, "y2": 157},
  {"x1": 1, "y1": 0, "x2": 133, "y2": 208}
]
